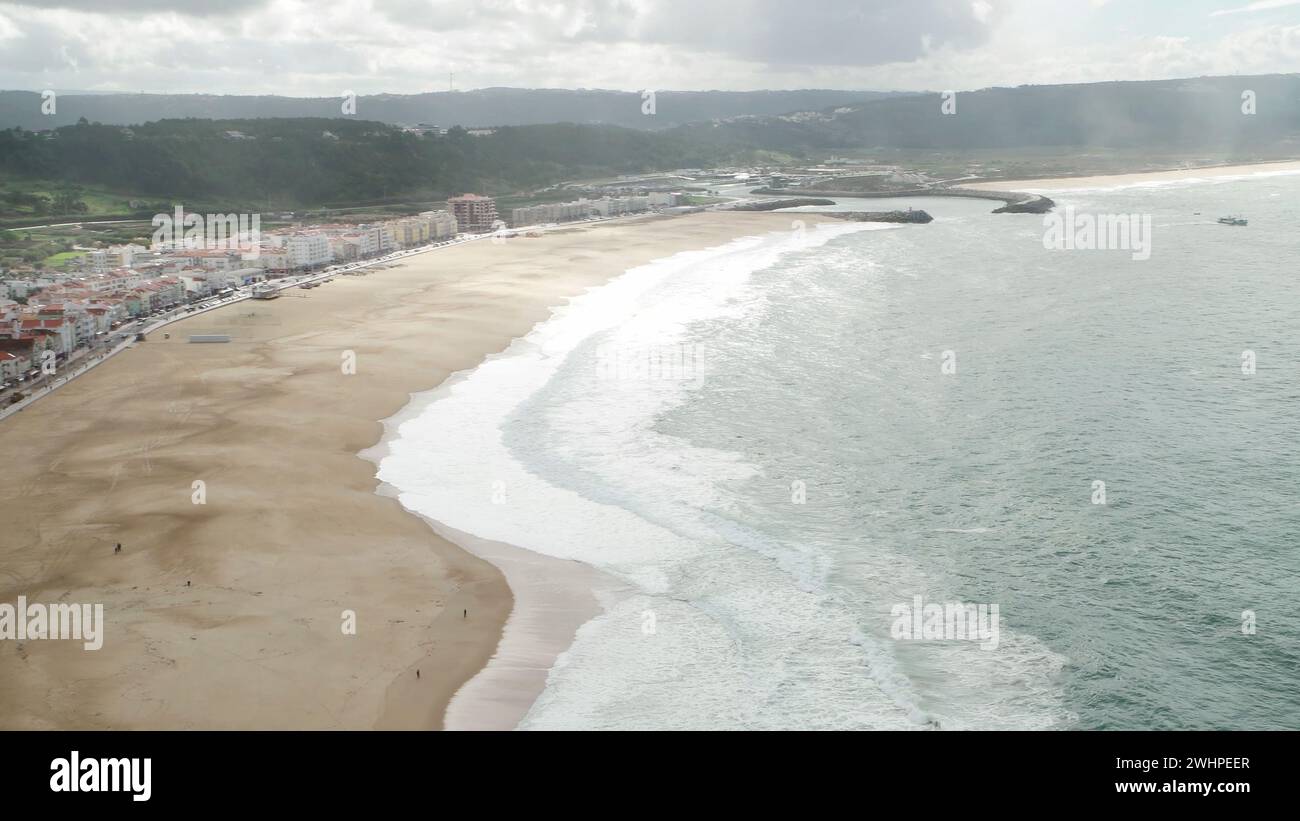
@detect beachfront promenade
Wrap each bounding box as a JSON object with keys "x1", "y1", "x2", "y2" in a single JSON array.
[
  {"x1": 0, "y1": 225, "x2": 548, "y2": 423},
  {"x1": 0, "y1": 204, "x2": 728, "y2": 424}
]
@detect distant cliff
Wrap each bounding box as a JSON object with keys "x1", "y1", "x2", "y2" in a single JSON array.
[
  {"x1": 673, "y1": 74, "x2": 1300, "y2": 153},
  {"x1": 0, "y1": 88, "x2": 903, "y2": 131}
]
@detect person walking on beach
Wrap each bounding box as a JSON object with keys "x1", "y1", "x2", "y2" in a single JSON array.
[
  {"x1": 114, "y1": 543, "x2": 122, "y2": 554},
  {"x1": 416, "y1": 669, "x2": 420, "y2": 679},
  {"x1": 463, "y1": 609, "x2": 467, "y2": 619}
]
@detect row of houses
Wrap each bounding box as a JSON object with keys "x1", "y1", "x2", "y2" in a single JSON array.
[
  {"x1": 1, "y1": 255, "x2": 263, "y2": 382},
  {"x1": 22, "y1": 270, "x2": 188, "y2": 314},
  {"x1": 4, "y1": 203, "x2": 476, "y2": 328},
  {"x1": 32, "y1": 208, "x2": 465, "y2": 301},
  {"x1": 0, "y1": 269, "x2": 198, "y2": 384},
  {"x1": 245, "y1": 209, "x2": 461, "y2": 274},
  {"x1": 0, "y1": 289, "x2": 167, "y2": 384},
  {"x1": 509, "y1": 193, "x2": 680, "y2": 228}
]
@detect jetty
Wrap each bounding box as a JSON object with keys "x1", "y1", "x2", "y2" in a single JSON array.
[
  {"x1": 725, "y1": 198, "x2": 836, "y2": 211},
  {"x1": 819, "y1": 209, "x2": 933, "y2": 224},
  {"x1": 750, "y1": 186, "x2": 1054, "y2": 214},
  {"x1": 718, "y1": 197, "x2": 933, "y2": 223},
  {"x1": 717, "y1": 196, "x2": 934, "y2": 223}
]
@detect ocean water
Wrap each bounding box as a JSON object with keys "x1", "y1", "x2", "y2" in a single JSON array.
[{"x1": 378, "y1": 172, "x2": 1300, "y2": 730}]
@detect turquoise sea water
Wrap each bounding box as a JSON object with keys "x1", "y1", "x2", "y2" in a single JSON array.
[{"x1": 382, "y1": 173, "x2": 1300, "y2": 729}]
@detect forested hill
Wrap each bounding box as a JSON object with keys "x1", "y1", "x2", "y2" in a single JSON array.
[
  {"x1": 0, "y1": 118, "x2": 747, "y2": 207},
  {"x1": 0, "y1": 88, "x2": 900, "y2": 131},
  {"x1": 676, "y1": 74, "x2": 1300, "y2": 153},
  {"x1": 5, "y1": 74, "x2": 1300, "y2": 210}
]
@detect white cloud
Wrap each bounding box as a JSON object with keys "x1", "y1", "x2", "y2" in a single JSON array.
[
  {"x1": 1211, "y1": 0, "x2": 1300, "y2": 17},
  {"x1": 0, "y1": 0, "x2": 1294, "y2": 95}
]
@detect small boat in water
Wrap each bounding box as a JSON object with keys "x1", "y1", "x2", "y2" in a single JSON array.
[{"x1": 1217, "y1": 215, "x2": 1248, "y2": 226}]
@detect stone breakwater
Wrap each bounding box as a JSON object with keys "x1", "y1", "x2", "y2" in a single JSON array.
[
  {"x1": 819, "y1": 210, "x2": 933, "y2": 224},
  {"x1": 725, "y1": 198, "x2": 837, "y2": 211},
  {"x1": 751, "y1": 187, "x2": 1055, "y2": 214},
  {"x1": 721, "y1": 198, "x2": 933, "y2": 223}
]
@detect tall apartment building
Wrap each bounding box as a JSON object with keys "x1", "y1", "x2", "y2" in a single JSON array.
[
  {"x1": 447, "y1": 194, "x2": 499, "y2": 233},
  {"x1": 286, "y1": 233, "x2": 333, "y2": 270},
  {"x1": 590, "y1": 195, "x2": 652, "y2": 218},
  {"x1": 390, "y1": 217, "x2": 431, "y2": 249},
  {"x1": 420, "y1": 210, "x2": 459, "y2": 240},
  {"x1": 89, "y1": 244, "x2": 148, "y2": 272},
  {"x1": 510, "y1": 198, "x2": 592, "y2": 227},
  {"x1": 256, "y1": 247, "x2": 290, "y2": 274}
]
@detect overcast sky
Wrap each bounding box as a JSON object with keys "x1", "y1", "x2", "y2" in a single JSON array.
[{"x1": 0, "y1": 0, "x2": 1297, "y2": 95}]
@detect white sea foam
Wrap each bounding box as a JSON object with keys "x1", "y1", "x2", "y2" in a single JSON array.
[
  {"x1": 1019, "y1": 166, "x2": 1300, "y2": 195},
  {"x1": 376, "y1": 220, "x2": 1070, "y2": 730}
]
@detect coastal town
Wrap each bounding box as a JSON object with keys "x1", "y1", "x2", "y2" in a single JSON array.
[
  {"x1": 1, "y1": 206, "x2": 458, "y2": 401},
  {"x1": 0, "y1": 155, "x2": 1064, "y2": 411},
  {"x1": 2, "y1": 0, "x2": 1299, "y2": 789},
  {"x1": 0, "y1": 188, "x2": 693, "y2": 408}
]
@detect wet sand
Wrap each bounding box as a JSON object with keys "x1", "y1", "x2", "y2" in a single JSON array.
[{"x1": 0, "y1": 210, "x2": 804, "y2": 729}]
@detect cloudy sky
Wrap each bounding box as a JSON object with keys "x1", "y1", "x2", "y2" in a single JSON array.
[{"x1": 0, "y1": 0, "x2": 1297, "y2": 95}]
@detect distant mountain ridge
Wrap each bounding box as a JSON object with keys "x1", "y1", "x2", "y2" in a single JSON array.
[
  {"x1": 0, "y1": 88, "x2": 906, "y2": 131},
  {"x1": 6, "y1": 75, "x2": 1299, "y2": 153},
  {"x1": 674, "y1": 74, "x2": 1300, "y2": 152},
  {"x1": 4, "y1": 74, "x2": 1300, "y2": 215}
]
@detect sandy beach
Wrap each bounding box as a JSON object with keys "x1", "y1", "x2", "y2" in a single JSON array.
[
  {"x1": 966, "y1": 159, "x2": 1300, "y2": 191},
  {"x1": 0, "y1": 210, "x2": 805, "y2": 730}
]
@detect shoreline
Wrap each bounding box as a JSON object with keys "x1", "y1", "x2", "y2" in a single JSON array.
[
  {"x1": 433, "y1": 521, "x2": 627, "y2": 731},
  {"x1": 0, "y1": 210, "x2": 812, "y2": 730},
  {"x1": 964, "y1": 159, "x2": 1300, "y2": 191},
  {"x1": 753, "y1": 157, "x2": 1300, "y2": 209},
  {"x1": 360, "y1": 370, "x2": 629, "y2": 732}
]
